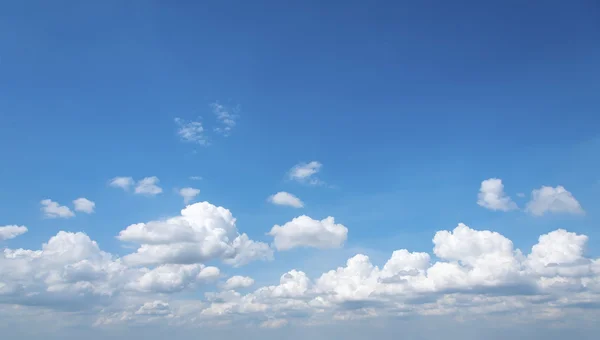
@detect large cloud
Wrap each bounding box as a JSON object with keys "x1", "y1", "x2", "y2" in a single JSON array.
[{"x1": 118, "y1": 202, "x2": 273, "y2": 267}]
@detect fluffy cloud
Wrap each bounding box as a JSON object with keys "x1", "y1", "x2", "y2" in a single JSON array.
[
  {"x1": 222, "y1": 276, "x2": 255, "y2": 290},
  {"x1": 175, "y1": 118, "x2": 208, "y2": 145},
  {"x1": 41, "y1": 199, "x2": 75, "y2": 219},
  {"x1": 268, "y1": 192, "x2": 304, "y2": 208},
  {"x1": 135, "y1": 177, "x2": 163, "y2": 196},
  {"x1": 73, "y1": 198, "x2": 95, "y2": 214},
  {"x1": 179, "y1": 187, "x2": 200, "y2": 204},
  {"x1": 118, "y1": 202, "x2": 273, "y2": 267},
  {"x1": 0, "y1": 225, "x2": 28, "y2": 241},
  {"x1": 288, "y1": 161, "x2": 323, "y2": 185},
  {"x1": 268, "y1": 216, "x2": 348, "y2": 251},
  {"x1": 109, "y1": 176, "x2": 134, "y2": 190},
  {"x1": 477, "y1": 178, "x2": 517, "y2": 211},
  {"x1": 525, "y1": 185, "x2": 584, "y2": 216},
  {"x1": 2, "y1": 213, "x2": 599, "y2": 333}
]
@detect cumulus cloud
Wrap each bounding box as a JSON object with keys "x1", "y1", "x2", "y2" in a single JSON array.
[
  {"x1": 179, "y1": 187, "x2": 200, "y2": 204},
  {"x1": 135, "y1": 177, "x2": 163, "y2": 196},
  {"x1": 268, "y1": 216, "x2": 348, "y2": 251},
  {"x1": 73, "y1": 198, "x2": 95, "y2": 214},
  {"x1": 268, "y1": 192, "x2": 304, "y2": 208},
  {"x1": 288, "y1": 161, "x2": 323, "y2": 185},
  {"x1": 41, "y1": 199, "x2": 75, "y2": 219},
  {"x1": 525, "y1": 185, "x2": 584, "y2": 216},
  {"x1": 0, "y1": 225, "x2": 28, "y2": 241},
  {"x1": 477, "y1": 178, "x2": 517, "y2": 211},
  {"x1": 118, "y1": 201, "x2": 273, "y2": 267},
  {"x1": 109, "y1": 176, "x2": 134, "y2": 190},
  {"x1": 175, "y1": 118, "x2": 208, "y2": 145},
  {"x1": 3, "y1": 206, "x2": 600, "y2": 333},
  {"x1": 222, "y1": 276, "x2": 255, "y2": 290}
]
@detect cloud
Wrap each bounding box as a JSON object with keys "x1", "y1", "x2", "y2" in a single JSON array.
[
  {"x1": 41, "y1": 199, "x2": 75, "y2": 219},
  {"x1": 0, "y1": 225, "x2": 28, "y2": 241},
  {"x1": 190, "y1": 176, "x2": 203, "y2": 180},
  {"x1": 73, "y1": 198, "x2": 95, "y2": 214},
  {"x1": 211, "y1": 102, "x2": 239, "y2": 136},
  {"x1": 525, "y1": 185, "x2": 584, "y2": 216},
  {"x1": 288, "y1": 161, "x2": 323, "y2": 185},
  {"x1": 222, "y1": 276, "x2": 255, "y2": 290},
  {"x1": 134, "y1": 177, "x2": 163, "y2": 196},
  {"x1": 477, "y1": 178, "x2": 517, "y2": 211},
  {"x1": 179, "y1": 187, "x2": 200, "y2": 204},
  {"x1": 268, "y1": 215, "x2": 348, "y2": 251},
  {"x1": 175, "y1": 118, "x2": 208, "y2": 145},
  {"x1": 117, "y1": 201, "x2": 273, "y2": 267},
  {"x1": 1, "y1": 221, "x2": 600, "y2": 332},
  {"x1": 109, "y1": 176, "x2": 134, "y2": 190},
  {"x1": 268, "y1": 192, "x2": 304, "y2": 208}
]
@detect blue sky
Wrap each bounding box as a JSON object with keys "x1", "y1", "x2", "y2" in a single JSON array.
[{"x1": 1, "y1": 1, "x2": 599, "y2": 339}]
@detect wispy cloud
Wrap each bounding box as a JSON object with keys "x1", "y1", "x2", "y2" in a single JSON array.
[
  {"x1": 179, "y1": 187, "x2": 200, "y2": 204},
  {"x1": 211, "y1": 102, "x2": 239, "y2": 136},
  {"x1": 41, "y1": 199, "x2": 75, "y2": 219},
  {"x1": 175, "y1": 118, "x2": 209, "y2": 145},
  {"x1": 525, "y1": 185, "x2": 584, "y2": 216},
  {"x1": 110, "y1": 176, "x2": 163, "y2": 196},
  {"x1": 288, "y1": 161, "x2": 323, "y2": 185}
]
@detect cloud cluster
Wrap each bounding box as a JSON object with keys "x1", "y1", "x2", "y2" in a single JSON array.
[
  {"x1": 41, "y1": 198, "x2": 96, "y2": 218},
  {"x1": 477, "y1": 179, "x2": 584, "y2": 216},
  {"x1": 2, "y1": 200, "x2": 599, "y2": 333},
  {"x1": 110, "y1": 176, "x2": 163, "y2": 196}
]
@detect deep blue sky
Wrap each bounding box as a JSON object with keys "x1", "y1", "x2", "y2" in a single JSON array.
[{"x1": 0, "y1": 2, "x2": 599, "y2": 337}]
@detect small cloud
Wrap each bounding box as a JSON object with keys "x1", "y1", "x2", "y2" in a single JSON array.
[
  {"x1": 288, "y1": 161, "x2": 323, "y2": 185},
  {"x1": 525, "y1": 185, "x2": 584, "y2": 217},
  {"x1": 175, "y1": 117, "x2": 209, "y2": 145},
  {"x1": 73, "y1": 198, "x2": 95, "y2": 214},
  {"x1": 268, "y1": 192, "x2": 304, "y2": 208},
  {"x1": 135, "y1": 177, "x2": 163, "y2": 196},
  {"x1": 221, "y1": 275, "x2": 255, "y2": 290},
  {"x1": 260, "y1": 319, "x2": 288, "y2": 329},
  {"x1": 41, "y1": 199, "x2": 75, "y2": 219},
  {"x1": 477, "y1": 178, "x2": 518, "y2": 212},
  {"x1": 109, "y1": 177, "x2": 134, "y2": 190},
  {"x1": 516, "y1": 192, "x2": 526, "y2": 198},
  {"x1": 0, "y1": 225, "x2": 28, "y2": 241},
  {"x1": 190, "y1": 176, "x2": 203, "y2": 181},
  {"x1": 179, "y1": 187, "x2": 200, "y2": 204},
  {"x1": 211, "y1": 102, "x2": 239, "y2": 136}
]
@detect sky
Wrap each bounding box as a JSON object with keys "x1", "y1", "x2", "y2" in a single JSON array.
[{"x1": 1, "y1": 1, "x2": 600, "y2": 339}]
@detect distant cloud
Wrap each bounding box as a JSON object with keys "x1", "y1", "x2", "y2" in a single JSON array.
[
  {"x1": 189, "y1": 176, "x2": 203, "y2": 181},
  {"x1": 288, "y1": 161, "x2": 323, "y2": 185},
  {"x1": 268, "y1": 192, "x2": 304, "y2": 208},
  {"x1": 525, "y1": 185, "x2": 584, "y2": 216},
  {"x1": 179, "y1": 187, "x2": 200, "y2": 204},
  {"x1": 0, "y1": 225, "x2": 28, "y2": 241},
  {"x1": 110, "y1": 176, "x2": 134, "y2": 190},
  {"x1": 111, "y1": 176, "x2": 163, "y2": 196},
  {"x1": 135, "y1": 177, "x2": 163, "y2": 196},
  {"x1": 211, "y1": 102, "x2": 239, "y2": 136},
  {"x1": 73, "y1": 198, "x2": 95, "y2": 214},
  {"x1": 477, "y1": 178, "x2": 518, "y2": 212},
  {"x1": 175, "y1": 117, "x2": 208, "y2": 145},
  {"x1": 41, "y1": 199, "x2": 75, "y2": 219},
  {"x1": 221, "y1": 275, "x2": 255, "y2": 290},
  {"x1": 516, "y1": 192, "x2": 526, "y2": 198}
]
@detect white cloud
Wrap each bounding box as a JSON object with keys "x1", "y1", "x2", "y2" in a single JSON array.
[
  {"x1": 525, "y1": 185, "x2": 584, "y2": 216},
  {"x1": 118, "y1": 201, "x2": 273, "y2": 267},
  {"x1": 211, "y1": 102, "x2": 239, "y2": 136},
  {"x1": 190, "y1": 176, "x2": 203, "y2": 180},
  {"x1": 135, "y1": 177, "x2": 163, "y2": 196},
  {"x1": 109, "y1": 176, "x2": 134, "y2": 190},
  {"x1": 175, "y1": 118, "x2": 208, "y2": 145},
  {"x1": 73, "y1": 198, "x2": 95, "y2": 214},
  {"x1": 477, "y1": 178, "x2": 517, "y2": 211},
  {"x1": 288, "y1": 161, "x2": 323, "y2": 185},
  {"x1": 41, "y1": 199, "x2": 75, "y2": 219},
  {"x1": 0, "y1": 225, "x2": 28, "y2": 241},
  {"x1": 260, "y1": 318, "x2": 288, "y2": 328},
  {"x1": 268, "y1": 192, "x2": 304, "y2": 208},
  {"x1": 179, "y1": 187, "x2": 200, "y2": 204},
  {"x1": 268, "y1": 215, "x2": 348, "y2": 251},
  {"x1": 130, "y1": 264, "x2": 220, "y2": 293},
  {"x1": 222, "y1": 276, "x2": 255, "y2": 290}
]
